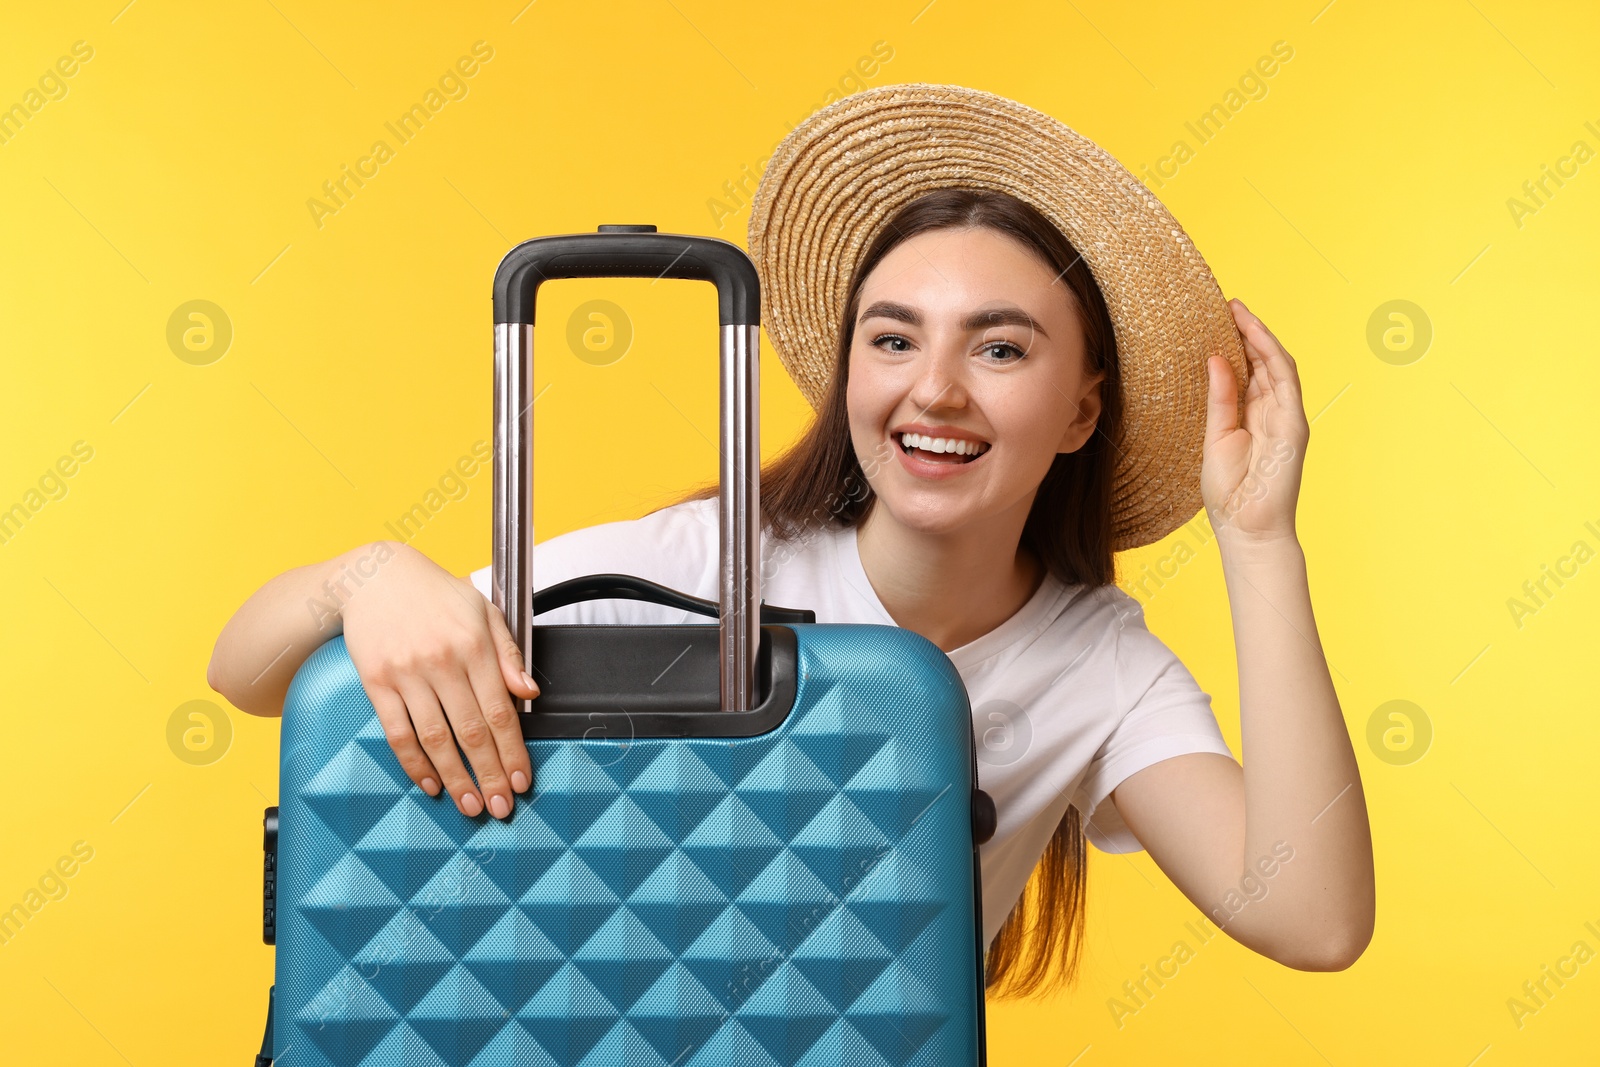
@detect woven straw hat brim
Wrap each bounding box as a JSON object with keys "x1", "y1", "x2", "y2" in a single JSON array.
[{"x1": 747, "y1": 82, "x2": 1249, "y2": 553}]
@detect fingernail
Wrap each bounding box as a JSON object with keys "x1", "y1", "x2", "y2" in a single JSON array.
[
  {"x1": 461, "y1": 792, "x2": 483, "y2": 817},
  {"x1": 522, "y1": 670, "x2": 538, "y2": 693},
  {"x1": 511, "y1": 770, "x2": 529, "y2": 792},
  {"x1": 421, "y1": 777, "x2": 439, "y2": 795},
  {"x1": 489, "y1": 794, "x2": 510, "y2": 819}
]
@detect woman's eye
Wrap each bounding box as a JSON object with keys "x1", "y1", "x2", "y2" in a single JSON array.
[
  {"x1": 981, "y1": 341, "x2": 1026, "y2": 362},
  {"x1": 872, "y1": 333, "x2": 911, "y2": 352}
]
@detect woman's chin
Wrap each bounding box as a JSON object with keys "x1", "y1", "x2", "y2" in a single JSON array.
[{"x1": 869, "y1": 494, "x2": 983, "y2": 538}]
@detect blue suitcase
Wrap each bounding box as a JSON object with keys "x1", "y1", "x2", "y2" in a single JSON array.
[{"x1": 251, "y1": 227, "x2": 996, "y2": 1066}]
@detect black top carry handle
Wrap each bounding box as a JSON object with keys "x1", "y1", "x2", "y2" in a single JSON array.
[
  {"x1": 492, "y1": 225, "x2": 760, "y2": 326},
  {"x1": 533, "y1": 574, "x2": 814, "y2": 626},
  {"x1": 491, "y1": 226, "x2": 765, "y2": 713}
]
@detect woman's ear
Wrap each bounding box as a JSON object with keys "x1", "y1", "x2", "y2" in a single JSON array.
[{"x1": 1056, "y1": 371, "x2": 1105, "y2": 453}]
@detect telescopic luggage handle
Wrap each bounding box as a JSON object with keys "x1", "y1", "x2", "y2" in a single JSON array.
[{"x1": 491, "y1": 226, "x2": 763, "y2": 713}]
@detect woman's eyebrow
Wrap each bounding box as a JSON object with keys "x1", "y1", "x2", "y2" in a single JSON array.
[{"x1": 859, "y1": 299, "x2": 1049, "y2": 339}]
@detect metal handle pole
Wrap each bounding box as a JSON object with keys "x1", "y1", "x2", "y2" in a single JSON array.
[
  {"x1": 492, "y1": 322, "x2": 534, "y2": 713},
  {"x1": 720, "y1": 324, "x2": 761, "y2": 712},
  {"x1": 492, "y1": 290, "x2": 762, "y2": 713}
]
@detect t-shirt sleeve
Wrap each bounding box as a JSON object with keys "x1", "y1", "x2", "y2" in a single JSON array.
[
  {"x1": 1070, "y1": 590, "x2": 1236, "y2": 854},
  {"x1": 466, "y1": 499, "x2": 718, "y2": 624}
]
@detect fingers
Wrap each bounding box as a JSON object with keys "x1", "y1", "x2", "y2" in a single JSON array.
[
  {"x1": 368, "y1": 683, "x2": 442, "y2": 797},
  {"x1": 1204, "y1": 354, "x2": 1240, "y2": 445},
  {"x1": 484, "y1": 598, "x2": 540, "y2": 700},
  {"x1": 1223, "y1": 300, "x2": 1264, "y2": 400},
  {"x1": 464, "y1": 640, "x2": 535, "y2": 802},
  {"x1": 1229, "y1": 298, "x2": 1313, "y2": 450},
  {"x1": 1237, "y1": 320, "x2": 1279, "y2": 398},
  {"x1": 1231, "y1": 299, "x2": 1300, "y2": 398},
  {"x1": 398, "y1": 680, "x2": 485, "y2": 818},
  {"x1": 434, "y1": 670, "x2": 518, "y2": 820}
]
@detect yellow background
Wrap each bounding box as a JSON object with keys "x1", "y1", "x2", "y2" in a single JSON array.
[{"x1": 3, "y1": 1, "x2": 1597, "y2": 1063}]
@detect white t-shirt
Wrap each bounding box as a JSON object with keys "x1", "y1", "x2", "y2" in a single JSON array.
[{"x1": 468, "y1": 496, "x2": 1235, "y2": 951}]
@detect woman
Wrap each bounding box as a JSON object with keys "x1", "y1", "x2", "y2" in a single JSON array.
[{"x1": 209, "y1": 84, "x2": 1374, "y2": 996}]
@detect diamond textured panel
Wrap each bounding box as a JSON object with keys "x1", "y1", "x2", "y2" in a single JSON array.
[{"x1": 276, "y1": 623, "x2": 980, "y2": 1066}]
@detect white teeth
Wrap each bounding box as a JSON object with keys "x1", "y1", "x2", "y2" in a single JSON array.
[{"x1": 900, "y1": 432, "x2": 988, "y2": 457}]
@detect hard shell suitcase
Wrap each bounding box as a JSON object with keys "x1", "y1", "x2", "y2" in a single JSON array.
[{"x1": 252, "y1": 227, "x2": 996, "y2": 1066}]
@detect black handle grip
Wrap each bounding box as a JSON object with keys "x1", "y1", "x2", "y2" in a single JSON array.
[
  {"x1": 532, "y1": 573, "x2": 815, "y2": 625},
  {"x1": 493, "y1": 226, "x2": 760, "y2": 326}
]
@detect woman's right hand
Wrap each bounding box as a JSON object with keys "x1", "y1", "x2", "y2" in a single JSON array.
[{"x1": 339, "y1": 543, "x2": 539, "y2": 820}]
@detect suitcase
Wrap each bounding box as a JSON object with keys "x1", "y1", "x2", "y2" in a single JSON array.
[{"x1": 251, "y1": 226, "x2": 997, "y2": 1067}]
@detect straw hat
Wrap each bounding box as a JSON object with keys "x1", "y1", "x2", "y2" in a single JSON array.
[{"x1": 747, "y1": 82, "x2": 1249, "y2": 553}]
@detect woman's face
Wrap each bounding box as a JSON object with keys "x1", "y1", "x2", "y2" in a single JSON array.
[{"x1": 846, "y1": 225, "x2": 1104, "y2": 539}]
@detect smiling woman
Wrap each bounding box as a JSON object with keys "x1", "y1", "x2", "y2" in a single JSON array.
[
  {"x1": 661, "y1": 84, "x2": 1369, "y2": 991},
  {"x1": 749, "y1": 190, "x2": 1120, "y2": 621},
  {"x1": 671, "y1": 187, "x2": 1127, "y2": 993},
  {"x1": 849, "y1": 215, "x2": 1113, "y2": 602},
  {"x1": 210, "y1": 83, "x2": 1374, "y2": 1008}
]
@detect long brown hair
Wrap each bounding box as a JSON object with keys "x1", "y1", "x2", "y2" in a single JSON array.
[{"x1": 676, "y1": 187, "x2": 1125, "y2": 997}]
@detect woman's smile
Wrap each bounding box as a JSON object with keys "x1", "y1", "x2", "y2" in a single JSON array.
[{"x1": 892, "y1": 424, "x2": 993, "y2": 479}]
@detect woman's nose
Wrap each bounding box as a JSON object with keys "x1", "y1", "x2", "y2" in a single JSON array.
[{"x1": 908, "y1": 344, "x2": 969, "y2": 412}]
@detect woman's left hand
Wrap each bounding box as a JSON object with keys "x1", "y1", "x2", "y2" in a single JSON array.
[{"x1": 1201, "y1": 298, "x2": 1310, "y2": 547}]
